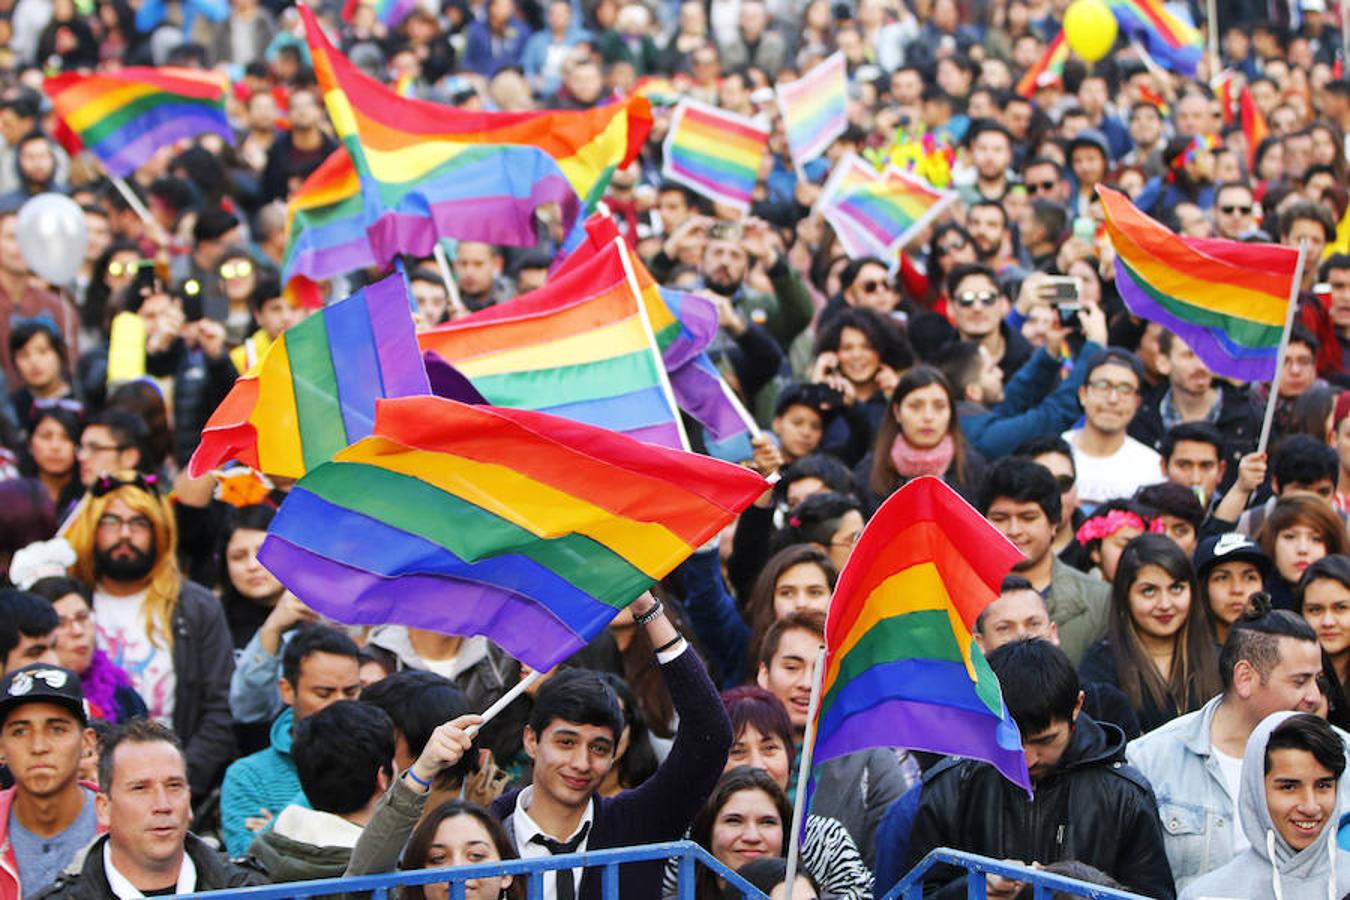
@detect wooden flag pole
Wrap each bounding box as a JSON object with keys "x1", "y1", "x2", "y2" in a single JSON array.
[
  {"x1": 1206, "y1": 0, "x2": 1220, "y2": 77},
  {"x1": 1257, "y1": 239, "x2": 1309, "y2": 455},
  {"x1": 432, "y1": 241, "x2": 469, "y2": 319},
  {"x1": 783, "y1": 646, "x2": 826, "y2": 900}
]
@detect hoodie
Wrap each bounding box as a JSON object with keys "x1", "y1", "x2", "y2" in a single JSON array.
[
  {"x1": 247, "y1": 805, "x2": 362, "y2": 883},
  {"x1": 1181, "y1": 712, "x2": 1350, "y2": 900},
  {"x1": 220, "y1": 708, "x2": 305, "y2": 857}
]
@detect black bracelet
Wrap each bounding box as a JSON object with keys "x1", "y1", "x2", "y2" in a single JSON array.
[
  {"x1": 632, "y1": 598, "x2": 664, "y2": 627},
  {"x1": 654, "y1": 635, "x2": 684, "y2": 654}
]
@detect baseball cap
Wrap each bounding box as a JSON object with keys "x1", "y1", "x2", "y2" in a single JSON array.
[
  {"x1": 0, "y1": 664, "x2": 88, "y2": 726},
  {"x1": 1193, "y1": 532, "x2": 1272, "y2": 582}
]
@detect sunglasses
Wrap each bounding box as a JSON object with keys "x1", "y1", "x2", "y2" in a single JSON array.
[
  {"x1": 1054, "y1": 474, "x2": 1075, "y2": 492},
  {"x1": 107, "y1": 259, "x2": 153, "y2": 278},
  {"x1": 1025, "y1": 180, "x2": 1058, "y2": 194},
  {"x1": 858, "y1": 279, "x2": 890, "y2": 294},
  {"x1": 220, "y1": 260, "x2": 255, "y2": 280},
  {"x1": 939, "y1": 237, "x2": 969, "y2": 253},
  {"x1": 1219, "y1": 205, "x2": 1253, "y2": 215},
  {"x1": 90, "y1": 472, "x2": 160, "y2": 498},
  {"x1": 954, "y1": 290, "x2": 1000, "y2": 308}
]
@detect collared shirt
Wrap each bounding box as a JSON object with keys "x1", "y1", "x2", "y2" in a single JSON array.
[
  {"x1": 511, "y1": 786, "x2": 595, "y2": 900},
  {"x1": 103, "y1": 841, "x2": 197, "y2": 899},
  {"x1": 1158, "y1": 385, "x2": 1223, "y2": 433}
]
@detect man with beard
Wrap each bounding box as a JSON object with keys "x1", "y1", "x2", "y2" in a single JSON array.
[
  {"x1": 64, "y1": 472, "x2": 236, "y2": 804},
  {"x1": 653, "y1": 216, "x2": 813, "y2": 351}
]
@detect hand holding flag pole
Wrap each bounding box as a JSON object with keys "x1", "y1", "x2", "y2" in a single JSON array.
[{"x1": 1256, "y1": 239, "x2": 1310, "y2": 455}]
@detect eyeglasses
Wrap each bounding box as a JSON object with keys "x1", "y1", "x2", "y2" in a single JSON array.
[
  {"x1": 90, "y1": 472, "x2": 160, "y2": 497},
  {"x1": 56, "y1": 609, "x2": 92, "y2": 630},
  {"x1": 938, "y1": 237, "x2": 968, "y2": 254},
  {"x1": 1026, "y1": 180, "x2": 1058, "y2": 194},
  {"x1": 1219, "y1": 204, "x2": 1253, "y2": 215},
  {"x1": 107, "y1": 259, "x2": 153, "y2": 278},
  {"x1": 830, "y1": 531, "x2": 862, "y2": 548},
  {"x1": 96, "y1": 514, "x2": 154, "y2": 535},
  {"x1": 953, "y1": 290, "x2": 1000, "y2": 308},
  {"x1": 1054, "y1": 474, "x2": 1075, "y2": 492},
  {"x1": 857, "y1": 279, "x2": 889, "y2": 294},
  {"x1": 219, "y1": 260, "x2": 254, "y2": 280},
  {"x1": 77, "y1": 440, "x2": 125, "y2": 456},
  {"x1": 1086, "y1": 379, "x2": 1138, "y2": 398}
]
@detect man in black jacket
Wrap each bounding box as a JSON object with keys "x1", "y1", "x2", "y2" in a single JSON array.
[
  {"x1": 903, "y1": 638, "x2": 1174, "y2": 899},
  {"x1": 489, "y1": 591, "x2": 732, "y2": 900},
  {"x1": 36, "y1": 720, "x2": 267, "y2": 899}
]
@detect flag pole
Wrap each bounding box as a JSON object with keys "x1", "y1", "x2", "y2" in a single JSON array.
[
  {"x1": 615, "y1": 238, "x2": 693, "y2": 452},
  {"x1": 111, "y1": 175, "x2": 157, "y2": 233},
  {"x1": 432, "y1": 241, "x2": 468, "y2": 318},
  {"x1": 466, "y1": 669, "x2": 544, "y2": 738},
  {"x1": 1257, "y1": 239, "x2": 1309, "y2": 455},
  {"x1": 783, "y1": 646, "x2": 826, "y2": 900},
  {"x1": 1206, "y1": 0, "x2": 1220, "y2": 76},
  {"x1": 716, "y1": 375, "x2": 763, "y2": 440}
]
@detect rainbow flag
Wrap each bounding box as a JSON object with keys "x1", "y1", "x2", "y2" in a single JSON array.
[
  {"x1": 188, "y1": 273, "x2": 430, "y2": 479},
  {"x1": 304, "y1": 5, "x2": 648, "y2": 209},
  {"x1": 819, "y1": 152, "x2": 958, "y2": 259},
  {"x1": 813, "y1": 476, "x2": 1030, "y2": 799},
  {"x1": 1098, "y1": 185, "x2": 1300, "y2": 382},
  {"x1": 417, "y1": 239, "x2": 687, "y2": 449},
  {"x1": 776, "y1": 51, "x2": 847, "y2": 170},
  {"x1": 44, "y1": 67, "x2": 232, "y2": 178},
  {"x1": 1106, "y1": 0, "x2": 1203, "y2": 76},
  {"x1": 282, "y1": 146, "x2": 367, "y2": 283},
  {"x1": 1015, "y1": 30, "x2": 1068, "y2": 97},
  {"x1": 662, "y1": 99, "x2": 769, "y2": 213},
  {"x1": 554, "y1": 215, "x2": 756, "y2": 454},
  {"x1": 300, "y1": 5, "x2": 583, "y2": 271},
  {"x1": 258, "y1": 396, "x2": 768, "y2": 670},
  {"x1": 1240, "y1": 85, "x2": 1269, "y2": 169}
]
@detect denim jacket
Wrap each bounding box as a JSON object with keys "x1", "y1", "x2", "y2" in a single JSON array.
[{"x1": 1125, "y1": 695, "x2": 1350, "y2": 894}]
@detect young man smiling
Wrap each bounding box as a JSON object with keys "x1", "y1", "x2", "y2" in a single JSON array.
[{"x1": 1179, "y1": 713, "x2": 1350, "y2": 899}]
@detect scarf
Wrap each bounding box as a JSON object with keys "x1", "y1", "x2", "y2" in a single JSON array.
[{"x1": 889, "y1": 433, "x2": 955, "y2": 479}]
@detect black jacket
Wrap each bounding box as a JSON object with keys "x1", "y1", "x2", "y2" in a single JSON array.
[
  {"x1": 172, "y1": 580, "x2": 239, "y2": 801},
  {"x1": 35, "y1": 833, "x2": 267, "y2": 899},
  {"x1": 903, "y1": 714, "x2": 1175, "y2": 899},
  {"x1": 1128, "y1": 383, "x2": 1262, "y2": 490}
]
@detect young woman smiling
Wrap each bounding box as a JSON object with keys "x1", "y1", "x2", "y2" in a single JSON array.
[
  {"x1": 1078, "y1": 534, "x2": 1221, "y2": 734},
  {"x1": 1297, "y1": 555, "x2": 1350, "y2": 730},
  {"x1": 1257, "y1": 495, "x2": 1350, "y2": 611}
]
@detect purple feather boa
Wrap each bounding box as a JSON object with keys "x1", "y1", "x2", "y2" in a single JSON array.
[{"x1": 81, "y1": 649, "x2": 135, "y2": 723}]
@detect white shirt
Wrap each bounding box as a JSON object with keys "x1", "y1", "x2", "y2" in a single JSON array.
[
  {"x1": 1212, "y1": 746, "x2": 1249, "y2": 855},
  {"x1": 512, "y1": 786, "x2": 595, "y2": 900},
  {"x1": 94, "y1": 587, "x2": 176, "y2": 725},
  {"x1": 103, "y1": 840, "x2": 196, "y2": 899},
  {"x1": 1062, "y1": 429, "x2": 1163, "y2": 508}
]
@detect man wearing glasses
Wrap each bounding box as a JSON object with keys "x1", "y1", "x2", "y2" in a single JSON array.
[
  {"x1": 1214, "y1": 181, "x2": 1260, "y2": 240},
  {"x1": 946, "y1": 262, "x2": 1032, "y2": 383},
  {"x1": 1063, "y1": 350, "x2": 1163, "y2": 509}
]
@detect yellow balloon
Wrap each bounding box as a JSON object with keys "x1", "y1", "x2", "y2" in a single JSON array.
[{"x1": 1063, "y1": 0, "x2": 1119, "y2": 63}]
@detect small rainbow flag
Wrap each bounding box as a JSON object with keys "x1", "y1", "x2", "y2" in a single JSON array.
[
  {"x1": 819, "y1": 152, "x2": 959, "y2": 260},
  {"x1": 341, "y1": 0, "x2": 415, "y2": 28},
  {"x1": 1098, "y1": 185, "x2": 1300, "y2": 382},
  {"x1": 812, "y1": 476, "x2": 1030, "y2": 801},
  {"x1": 1015, "y1": 30, "x2": 1068, "y2": 98},
  {"x1": 258, "y1": 396, "x2": 768, "y2": 670},
  {"x1": 188, "y1": 273, "x2": 430, "y2": 479},
  {"x1": 1240, "y1": 85, "x2": 1269, "y2": 169},
  {"x1": 282, "y1": 146, "x2": 366, "y2": 284},
  {"x1": 44, "y1": 67, "x2": 233, "y2": 178},
  {"x1": 661, "y1": 99, "x2": 769, "y2": 213},
  {"x1": 776, "y1": 51, "x2": 848, "y2": 170},
  {"x1": 1106, "y1": 0, "x2": 1203, "y2": 76},
  {"x1": 417, "y1": 239, "x2": 687, "y2": 449}
]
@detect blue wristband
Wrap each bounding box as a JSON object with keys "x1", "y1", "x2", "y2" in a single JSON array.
[{"x1": 406, "y1": 768, "x2": 433, "y2": 788}]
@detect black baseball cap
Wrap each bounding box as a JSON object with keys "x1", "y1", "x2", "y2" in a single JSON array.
[
  {"x1": 0, "y1": 664, "x2": 88, "y2": 726},
  {"x1": 1193, "y1": 532, "x2": 1272, "y2": 582}
]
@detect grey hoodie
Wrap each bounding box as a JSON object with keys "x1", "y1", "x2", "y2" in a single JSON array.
[{"x1": 1180, "y1": 712, "x2": 1350, "y2": 900}]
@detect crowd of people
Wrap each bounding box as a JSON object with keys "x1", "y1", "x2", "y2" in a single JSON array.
[{"x1": 6, "y1": 0, "x2": 1350, "y2": 897}]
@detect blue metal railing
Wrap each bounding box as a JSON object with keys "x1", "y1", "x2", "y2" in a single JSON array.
[
  {"x1": 174, "y1": 840, "x2": 769, "y2": 899},
  {"x1": 885, "y1": 849, "x2": 1149, "y2": 900}
]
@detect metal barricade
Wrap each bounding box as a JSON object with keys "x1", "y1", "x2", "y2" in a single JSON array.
[{"x1": 885, "y1": 849, "x2": 1150, "y2": 900}]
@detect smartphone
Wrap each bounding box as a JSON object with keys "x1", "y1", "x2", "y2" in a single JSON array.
[{"x1": 1041, "y1": 276, "x2": 1082, "y2": 326}]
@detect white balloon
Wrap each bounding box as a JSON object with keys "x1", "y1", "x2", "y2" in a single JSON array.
[{"x1": 16, "y1": 193, "x2": 88, "y2": 286}]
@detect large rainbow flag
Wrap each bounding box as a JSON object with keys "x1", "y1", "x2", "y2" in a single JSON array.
[
  {"x1": 1106, "y1": 0, "x2": 1203, "y2": 75},
  {"x1": 1098, "y1": 185, "x2": 1300, "y2": 382},
  {"x1": 813, "y1": 476, "x2": 1030, "y2": 798},
  {"x1": 819, "y1": 153, "x2": 958, "y2": 259},
  {"x1": 300, "y1": 5, "x2": 583, "y2": 271},
  {"x1": 1015, "y1": 30, "x2": 1068, "y2": 98},
  {"x1": 44, "y1": 68, "x2": 233, "y2": 178},
  {"x1": 661, "y1": 99, "x2": 769, "y2": 212},
  {"x1": 417, "y1": 239, "x2": 687, "y2": 449},
  {"x1": 188, "y1": 274, "x2": 429, "y2": 479},
  {"x1": 776, "y1": 51, "x2": 848, "y2": 171},
  {"x1": 258, "y1": 396, "x2": 768, "y2": 670}
]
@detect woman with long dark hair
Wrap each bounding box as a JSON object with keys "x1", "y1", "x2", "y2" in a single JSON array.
[
  {"x1": 217, "y1": 505, "x2": 285, "y2": 649},
  {"x1": 1078, "y1": 533, "x2": 1221, "y2": 733},
  {"x1": 860, "y1": 365, "x2": 982, "y2": 507},
  {"x1": 399, "y1": 799, "x2": 523, "y2": 900},
  {"x1": 1296, "y1": 554, "x2": 1350, "y2": 730},
  {"x1": 17, "y1": 404, "x2": 82, "y2": 518},
  {"x1": 810, "y1": 307, "x2": 914, "y2": 464}
]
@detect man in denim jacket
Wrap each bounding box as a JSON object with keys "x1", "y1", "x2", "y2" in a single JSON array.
[{"x1": 1126, "y1": 603, "x2": 1350, "y2": 893}]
